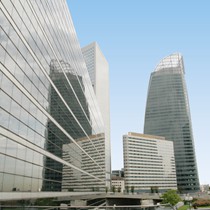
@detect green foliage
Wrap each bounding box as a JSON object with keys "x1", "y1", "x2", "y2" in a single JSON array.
[
  {"x1": 161, "y1": 189, "x2": 182, "y2": 206},
  {"x1": 118, "y1": 186, "x2": 121, "y2": 193},
  {"x1": 151, "y1": 186, "x2": 159, "y2": 193},
  {"x1": 34, "y1": 197, "x2": 56, "y2": 206},
  {"x1": 105, "y1": 186, "x2": 109, "y2": 193},
  {"x1": 177, "y1": 187, "x2": 183, "y2": 194},
  {"x1": 131, "y1": 186, "x2": 135, "y2": 194},
  {"x1": 178, "y1": 205, "x2": 188, "y2": 210},
  {"x1": 126, "y1": 186, "x2": 129, "y2": 193},
  {"x1": 112, "y1": 185, "x2": 116, "y2": 193},
  {"x1": 14, "y1": 199, "x2": 31, "y2": 206}
]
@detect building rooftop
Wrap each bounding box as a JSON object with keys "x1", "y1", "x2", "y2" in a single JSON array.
[
  {"x1": 126, "y1": 132, "x2": 166, "y2": 140},
  {"x1": 154, "y1": 53, "x2": 184, "y2": 73}
]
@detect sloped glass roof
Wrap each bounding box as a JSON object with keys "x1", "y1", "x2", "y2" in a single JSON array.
[{"x1": 154, "y1": 53, "x2": 184, "y2": 73}]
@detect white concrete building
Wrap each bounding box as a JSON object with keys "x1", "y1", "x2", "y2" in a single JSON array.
[
  {"x1": 123, "y1": 132, "x2": 177, "y2": 192},
  {"x1": 62, "y1": 133, "x2": 107, "y2": 192},
  {"x1": 82, "y1": 42, "x2": 111, "y2": 183},
  {"x1": 111, "y1": 176, "x2": 125, "y2": 193}
]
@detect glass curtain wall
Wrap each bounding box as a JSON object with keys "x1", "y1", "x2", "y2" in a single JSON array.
[
  {"x1": 0, "y1": 0, "x2": 109, "y2": 192},
  {"x1": 144, "y1": 53, "x2": 200, "y2": 192}
]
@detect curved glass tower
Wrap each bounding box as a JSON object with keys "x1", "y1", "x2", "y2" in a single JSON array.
[{"x1": 144, "y1": 53, "x2": 200, "y2": 192}]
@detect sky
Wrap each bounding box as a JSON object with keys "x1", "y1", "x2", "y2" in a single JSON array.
[{"x1": 67, "y1": 1, "x2": 210, "y2": 185}]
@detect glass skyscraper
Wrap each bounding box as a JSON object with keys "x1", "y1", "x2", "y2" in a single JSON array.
[
  {"x1": 0, "y1": 0, "x2": 110, "y2": 197},
  {"x1": 144, "y1": 53, "x2": 200, "y2": 192}
]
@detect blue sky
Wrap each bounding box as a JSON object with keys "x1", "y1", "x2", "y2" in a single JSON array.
[{"x1": 67, "y1": 1, "x2": 210, "y2": 185}]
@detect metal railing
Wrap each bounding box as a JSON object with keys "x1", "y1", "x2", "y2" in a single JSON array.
[{"x1": 0, "y1": 204, "x2": 174, "y2": 210}]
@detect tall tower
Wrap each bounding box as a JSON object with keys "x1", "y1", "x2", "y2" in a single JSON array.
[
  {"x1": 0, "y1": 0, "x2": 108, "y2": 196},
  {"x1": 82, "y1": 42, "x2": 111, "y2": 187},
  {"x1": 144, "y1": 53, "x2": 200, "y2": 192}
]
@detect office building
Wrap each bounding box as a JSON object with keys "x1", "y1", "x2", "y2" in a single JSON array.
[
  {"x1": 123, "y1": 132, "x2": 177, "y2": 192},
  {"x1": 111, "y1": 176, "x2": 125, "y2": 193},
  {"x1": 42, "y1": 59, "x2": 92, "y2": 191},
  {"x1": 82, "y1": 42, "x2": 111, "y2": 184},
  {"x1": 144, "y1": 53, "x2": 200, "y2": 192},
  {"x1": 112, "y1": 169, "x2": 124, "y2": 178},
  {"x1": 0, "y1": 0, "x2": 109, "y2": 198},
  {"x1": 62, "y1": 133, "x2": 106, "y2": 192}
]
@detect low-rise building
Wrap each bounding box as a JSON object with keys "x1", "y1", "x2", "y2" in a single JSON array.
[
  {"x1": 111, "y1": 176, "x2": 125, "y2": 193},
  {"x1": 112, "y1": 169, "x2": 124, "y2": 178}
]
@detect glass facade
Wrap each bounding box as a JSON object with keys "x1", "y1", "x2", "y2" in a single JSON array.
[
  {"x1": 123, "y1": 132, "x2": 177, "y2": 192},
  {"x1": 0, "y1": 0, "x2": 110, "y2": 193},
  {"x1": 144, "y1": 53, "x2": 200, "y2": 192}
]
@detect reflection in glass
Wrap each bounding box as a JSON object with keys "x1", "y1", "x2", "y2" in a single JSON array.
[
  {"x1": 0, "y1": 0, "x2": 110, "y2": 194},
  {"x1": 43, "y1": 59, "x2": 92, "y2": 191}
]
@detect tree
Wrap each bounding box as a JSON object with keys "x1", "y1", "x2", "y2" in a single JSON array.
[
  {"x1": 105, "y1": 186, "x2": 109, "y2": 193},
  {"x1": 131, "y1": 186, "x2": 135, "y2": 194},
  {"x1": 126, "y1": 186, "x2": 129, "y2": 193},
  {"x1": 118, "y1": 186, "x2": 121, "y2": 193},
  {"x1": 112, "y1": 185, "x2": 116, "y2": 193},
  {"x1": 177, "y1": 187, "x2": 183, "y2": 194},
  {"x1": 161, "y1": 189, "x2": 182, "y2": 206},
  {"x1": 151, "y1": 186, "x2": 159, "y2": 193}
]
